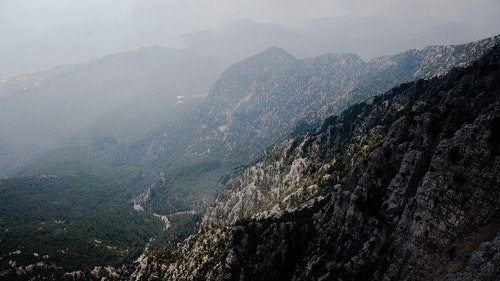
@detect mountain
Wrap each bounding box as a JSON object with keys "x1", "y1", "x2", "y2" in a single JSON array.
[
  {"x1": 183, "y1": 20, "x2": 313, "y2": 64},
  {"x1": 2, "y1": 36, "x2": 499, "y2": 280},
  {"x1": 2, "y1": 15, "x2": 494, "y2": 76},
  {"x1": 133, "y1": 42, "x2": 500, "y2": 281},
  {"x1": 0, "y1": 46, "x2": 227, "y2": 279},
  {"x1": 190, "y1": 35, "x2": 500, "y2": 161},
  {"x1": 299, "y1": 17, "x2": 498, "y2": 60},
  {"x1": 0, "y1": 46, "x2": 220, "y2": 177},
  {"x1": 184, "y1": 18, "x2": 495, "y2": 62},
  {"x1": 135, "y1": 36, "x2": 500, "y2": 218}
]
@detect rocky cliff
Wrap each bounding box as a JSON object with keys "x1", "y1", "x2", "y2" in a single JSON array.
[
  {"x1": 132, "y1": 43, "x2": 500, "y2": 280},
  {"x1": 138, "y1": 36, "x2": 500, "y2": 217}
]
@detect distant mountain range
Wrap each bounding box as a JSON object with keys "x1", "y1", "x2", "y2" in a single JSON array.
[{"x1": 1, "y1": 16, "x2": 496, "y2": 75}]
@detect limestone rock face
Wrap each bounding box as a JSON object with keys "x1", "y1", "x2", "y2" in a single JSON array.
[
  {"x1": 134, "y1": 45, "x2": 500, "y2": 281},
  {"x1": 225, "y1": 46, "x2": 500, "y2": 281},
  {"x1": 141, "y1": 36, "x2": 500, "y2": 218}
]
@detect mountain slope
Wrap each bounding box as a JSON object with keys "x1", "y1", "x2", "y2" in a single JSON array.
[
  {"x1": 138, "y1": 36, "x2": 499, "y2": 222},
  {"x1": 0, "y1": 47, "x2": 221, "y2": 279},
  {"x1": 0, "y1": 47, "x2": 220, "y2": 177},
  {"x1": 133, "y1": 44, "x2": 500, "y2": 280},
  {"x1": 188, "y1": 35, "x2": 500, "y2": 162}
]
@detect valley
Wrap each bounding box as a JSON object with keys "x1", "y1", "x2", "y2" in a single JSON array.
[{"x1": 0, "y1": 32, "x2": 498, "y2": 280}]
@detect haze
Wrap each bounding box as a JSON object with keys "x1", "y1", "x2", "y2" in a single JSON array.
[{"x1": 1, "y1": 0, "x2": 499, "y2": 74}]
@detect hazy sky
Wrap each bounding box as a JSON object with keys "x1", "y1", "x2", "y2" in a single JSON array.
[
  {"x1": 2, "y1": 0, "x2": 498, "y2": 34},
  {"x1": 0, "y1": 0, "x2": 499, "y2": 73}
]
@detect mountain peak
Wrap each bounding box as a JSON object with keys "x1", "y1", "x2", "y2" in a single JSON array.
[
  {"x1": 213, "y1": 46, "x2": 297, "y2": 89},
  {"x1": 235, "y1": 46, "x2": 297, "y2": 69},
  {"x1": 259, "y1": 46, "x2": 297, "y2": 60},
  {"x1": 141, "y1": 42, "x2": 500, "y2": 281}
]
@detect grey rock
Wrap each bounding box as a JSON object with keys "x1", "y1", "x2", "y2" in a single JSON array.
[{"x1": 135, "y1": 41, "x2": 500, "y2": 281}]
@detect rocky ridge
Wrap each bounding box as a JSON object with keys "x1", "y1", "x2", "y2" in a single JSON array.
[
  {"x1": 132, "y1": 44, "x2": 500, "y2": 280},
  {"x1": 137, "y1": 36, "x2": 500, "y2": 217},
  {"x1": 185, "y1": 35, "x2": 500, "y2": 162}
]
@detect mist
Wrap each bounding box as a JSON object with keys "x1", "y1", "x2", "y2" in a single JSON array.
[
  {"x1": 0, "y1": 1, "x2": 500, "y2": 277},
  {"x1": 0, "y1": 0, "x2": 499, "y2": 175},
  {"x1": 1, "y1": 0, "x2": 499, "y2": 74}
]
